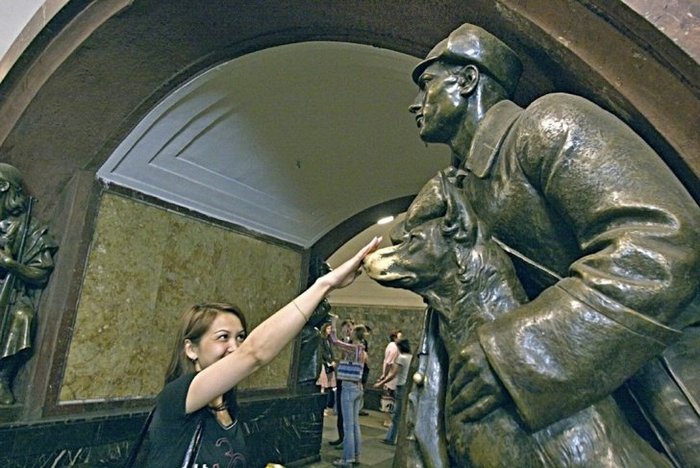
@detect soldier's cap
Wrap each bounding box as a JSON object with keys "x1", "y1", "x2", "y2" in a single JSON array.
[{"x1": 412, "y1": 23, "x2": 522, "y2": 95}]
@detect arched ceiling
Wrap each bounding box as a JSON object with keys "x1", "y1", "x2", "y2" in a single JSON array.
[
  {"x1": 0, "y1": 0, "x2": 697, "y2": 261},
  {"x1": 97, "y1": 41, "x2": 449, "y2": 248}
]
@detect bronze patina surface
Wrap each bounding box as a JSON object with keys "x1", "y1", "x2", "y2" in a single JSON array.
[
  {"x1": 0, "y1": 163, "x2": 57, "y2": 406},
  {"x1": 366, "y1": 23, "x2": 700, "y2": 467},
  {"x1": 365, "y1": 169, "x2": 673, "y2": 466}
]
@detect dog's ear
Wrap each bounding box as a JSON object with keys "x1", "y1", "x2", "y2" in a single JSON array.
[
  {"x1": 403, "y1": 173, "x2": 448, "y2": 234},
  {"x1": 440, "y1": 171, "x2": 477, "y2": 244}
]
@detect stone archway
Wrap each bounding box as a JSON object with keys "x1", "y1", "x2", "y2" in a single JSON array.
[{"x1": 0, "y1": 1, "x2": 697, "y2": 223}]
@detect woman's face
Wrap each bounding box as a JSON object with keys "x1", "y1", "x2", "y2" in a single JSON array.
[
  {"x1": 186, "y1": 312, "x2": 246, "y2": 370},
  {"x1": 322, "y1": 324, "x2": 331, "y2": 336}
]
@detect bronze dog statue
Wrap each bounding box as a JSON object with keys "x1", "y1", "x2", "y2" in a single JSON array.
[{"x1": 363, "y1": 169, "x2": 671, "y2": 467}]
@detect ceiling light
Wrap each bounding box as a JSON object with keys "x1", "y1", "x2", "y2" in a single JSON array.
[{"x1": 376, "y1": 215, "x2": 394, "y2": 225}]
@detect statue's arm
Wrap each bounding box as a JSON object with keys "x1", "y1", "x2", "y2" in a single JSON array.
[
  {"x1": 479, "y1": 94, "x2": 700, "y2": 430},
  {"x1": 0, "y1": 230, "x2": 56, "y2": 286}
]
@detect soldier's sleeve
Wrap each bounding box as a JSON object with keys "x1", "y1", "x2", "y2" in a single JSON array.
[
  {"x1": 22, "y1": 224, "x2": 57, "y2": 285},
  {"x1": 478, "y1": 94, "x2": 700, "y2": 430}
]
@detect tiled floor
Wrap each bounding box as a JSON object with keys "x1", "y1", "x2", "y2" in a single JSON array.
[{"x1": 304, "y1": 409, "x2": 396, "y2": 467}]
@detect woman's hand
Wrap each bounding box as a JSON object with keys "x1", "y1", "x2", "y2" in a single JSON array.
[{"x1": 319, "y1": 236, "x2": 382, "y2": 291}]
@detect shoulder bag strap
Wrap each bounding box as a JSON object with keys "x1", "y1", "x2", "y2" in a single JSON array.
[
  {"x1": 125, "y1": 406, "x2": 155, "y2": 468},
  {"x1": 181, "y1": 416, "x2": 205, "y2": 468}
]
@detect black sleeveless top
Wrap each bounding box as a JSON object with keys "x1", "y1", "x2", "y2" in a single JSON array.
[{"x1": 145, "y1": 373, "x2": 248, "y2": 467}]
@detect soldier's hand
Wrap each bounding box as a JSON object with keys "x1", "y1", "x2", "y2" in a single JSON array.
[{"x1": 447, "y1": 339, "x2": 507, "y2": 422}]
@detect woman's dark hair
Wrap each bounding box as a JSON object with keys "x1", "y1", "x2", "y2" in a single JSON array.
[
  {"x1": 389, "y1": 329, "x2": 402, "y2": 341},
  {"x1": 351, "y1": 324, "x2": 367, "y2": 343},
  {"x1": 164, "y1": 302, "x2": 247, "y2": 385},
  {"x1": 397, "y1": 338, "x2": 411, "y2": 354}
]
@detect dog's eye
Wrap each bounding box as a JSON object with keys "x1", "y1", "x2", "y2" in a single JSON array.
[
  {"x1": 408, "y1": 231, "x2": 424, "y2": 242},
  {"x1": 407, "y1": 231, "x2": 424, "y2": 253}
]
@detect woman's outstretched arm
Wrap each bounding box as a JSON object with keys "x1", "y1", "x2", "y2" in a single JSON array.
[{"x1": 186, "y1": 236, "x2": 382, "y2": 412}]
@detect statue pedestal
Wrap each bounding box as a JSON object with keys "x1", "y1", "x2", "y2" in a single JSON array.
[{"x1": 0, "y1": 403, "x2": 22, "y2": 423}]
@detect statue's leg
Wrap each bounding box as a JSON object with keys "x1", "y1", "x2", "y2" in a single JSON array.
[
  {"x1": 395, "y1": 308, "x2": 449, "y2": 468},
  {"x1": 0, "y1": 355, "x2": 20, "y2": 404},
  {"x1": 626, "y1": 326, "x2": 700, "y2": 468},
  {"x1": 0, "y1": 302, "x2": 34, "y2": 405}
]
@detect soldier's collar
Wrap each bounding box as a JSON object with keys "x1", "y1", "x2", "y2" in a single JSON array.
[{"x1": 462, "y1": 100, "x2": 522, "y2": 178}]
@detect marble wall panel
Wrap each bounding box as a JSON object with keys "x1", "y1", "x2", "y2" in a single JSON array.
[{"x1": 59, "y1": 193, "x2": 302, "y2": 401}]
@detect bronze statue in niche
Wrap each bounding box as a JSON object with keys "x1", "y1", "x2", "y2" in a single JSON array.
[
  {"x1": 297, "y1": 258, "x2": 334, "y2": 384},
  {"x1": 0, "y1": 163, "x2": 57, "y2": 405},
  {"x1": 365, "y1": 23, "x2": 699, "y2": 467}
]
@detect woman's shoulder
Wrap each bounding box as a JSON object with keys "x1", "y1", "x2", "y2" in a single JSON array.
[
  {"x1": 162, "y1": 372, "x2": 197, "y2": 391},
  {"x1": 157, "y1": 373, "x2": 197, "y2": 409}
]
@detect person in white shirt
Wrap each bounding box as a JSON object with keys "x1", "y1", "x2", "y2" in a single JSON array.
[
  {"x1": 374, "y1": 338, "x2": 412, "y2": 445},
  {"x1": 376, "y1": 329, "x2": 402, "y2": 426}
]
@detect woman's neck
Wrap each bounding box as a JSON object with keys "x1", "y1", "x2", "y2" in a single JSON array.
[{"x1": 208, "y1": 395, "x2": 234, "y2": 426}]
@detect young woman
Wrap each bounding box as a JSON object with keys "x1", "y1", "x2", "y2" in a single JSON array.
[
  {"x1": 143, "y1": 236, "x2": 381, "y2": 467},
  {"x1": 317, "y1": 322, "x2": 337, "y2": 414},
  {"x1": 328, "y1": 318, "x2": 368, "y2": 467}
]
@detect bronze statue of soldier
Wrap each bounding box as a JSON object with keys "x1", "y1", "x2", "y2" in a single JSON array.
[
  {"x1": 0, "y1": 163, "x2": 57, "y2": 405},
  {"x1": 365, "y1": 168, "x2": 678, "y2": 466},
  {"x1": 375, "y1": 23, "x2": 699, "y2": 467}
]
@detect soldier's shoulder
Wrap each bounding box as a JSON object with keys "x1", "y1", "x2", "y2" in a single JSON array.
[
  {"x1": 524, "y1": 93, "x2": 603, "y2": 118},
  {"x1": 515, "y1": 93, "x2": 612, "y2": 137}
]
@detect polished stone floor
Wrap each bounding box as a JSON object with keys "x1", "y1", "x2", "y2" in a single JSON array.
[{"x1": 303, "y1": 409, "x2": 396, "y2": 467}]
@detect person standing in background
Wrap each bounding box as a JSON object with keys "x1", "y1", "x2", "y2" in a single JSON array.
[
  {"x1": 329, "y1": 319, "x2": 354, "y2": 447},
  {"x1": 317, "y1": 322, "x2": 336, "y2": 415},
  {"x1": 358, "y1": 324, "x2": 371, "y2": 416},
  {"x1": 374, "y1": 339, "x2": 412, "y2": 445},
  {"x1": 375, "y1": 329, "x2": 402, "y2": 426},
  {"x1": 328, "y1": 320, "x2": 368, "y2": 467}
]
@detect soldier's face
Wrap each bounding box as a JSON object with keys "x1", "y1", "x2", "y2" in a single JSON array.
[
  {"x1": 410, "y1": 62, "x2": 467, "y2": 143},
  {"x1": 0, "y1": 182, "x2": 19, "y2": 219}
]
